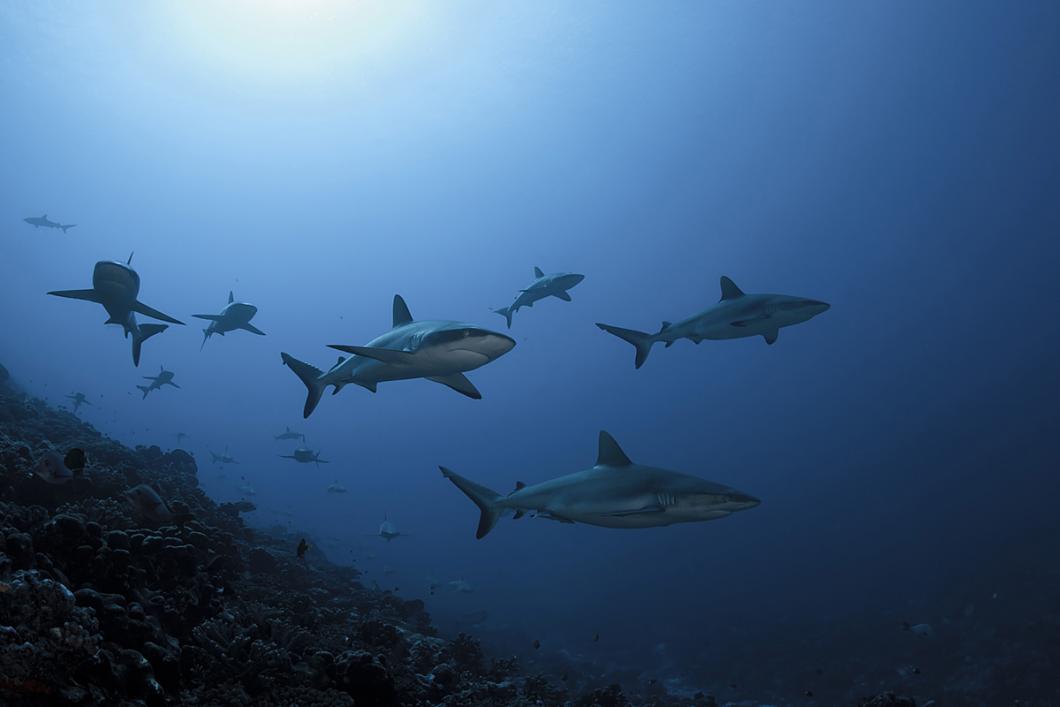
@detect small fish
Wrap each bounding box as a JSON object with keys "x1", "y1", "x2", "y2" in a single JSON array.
[
  {"x1": 592, "y1": 632, "x2": 600, "y2": 642},
  {"x1": 297, "y1": 538, "x2": 309, "y2": 559},
  {"x1": 532, "y1": 639, "x2": 540, "y2": 650},
  {"x1": 902, "y1": 622, "x2": 934, "y2": 637},
  {"x1": 804, "y1": 690, "x2": 814, "y2": 697},
  {"x1": 125, "y1": 484, "x2": 174, "y2": 523},
  {"x1": 33, "y1": 451, "x2": 74, "y2": 484}
]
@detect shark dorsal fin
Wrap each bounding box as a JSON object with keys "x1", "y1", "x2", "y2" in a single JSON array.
[
  {"x1": 533, "y1": 266, "x2": 544, "y2": 279},
  {"x1": 393, "y1": 295, "x2": 413, "y2": 327},
  {"x1": 514, "y1": 481, "x2": 526, "y2": 491},
  {"x1": 228, "y1": 290, "x2": 235, "y2": 304},
  {"x1": 719, "y1": 276, "x2": 744, "y2": 301},
  {"x1": 596, "y1": 431, "x2": 632, "y2": 467},
  {"x1": 127, "y1": 252, "x2": 135, "y2": 265},
  {"x1": 660, "y1": 321, "x2": 672, "y2": 333}
]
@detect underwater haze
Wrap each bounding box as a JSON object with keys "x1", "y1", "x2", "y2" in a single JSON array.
[{"x1": 3, "y1": 1, "x2": 1060, "y2": 704}]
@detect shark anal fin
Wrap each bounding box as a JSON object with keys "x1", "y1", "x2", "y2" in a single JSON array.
[
  {"x1": 392, "y1": 295, "x2": 414, "y2": 327},
  {"x1": 427, "y1": 372, "x2": 482, "y2": 399},
  {"x1": 329, "y1": 344, "x2": 417, "y2": 366},
  {"x1": 48, "y1": 288, "x2": 102, "y2": 303},
  {"x1": 240, "y1": 322, "x2": 266, "y2": 336},
  {"x1": 553, "y1": 290, "x2": 572, "y2": 302},
  {"x1": 133, "y1": 300, "x2": 184, "y2": 325},
  {"x1": 763, "y1": 328, "x2": 779, "y2": 345},
  {"x1": 596, "y1": 430, "x2": 632, "y2": 467}
]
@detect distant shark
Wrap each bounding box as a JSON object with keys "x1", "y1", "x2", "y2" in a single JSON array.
[
  {"x1": 47, "y1": 254, "x2": 184, "y2": 366},
  {"x1": 282, "y1": 294, "x2": 515, "y2": 418},
  {"x1": 66, "y1": 392, "x2": 91, "y2": 413},
  {"x1": 441, "y1": 430, "x2": 759, "y2": 539},
  {"x1": 376, "y1": 517, "x2": 407, "y2": 541},
  {"x1": 210, "y1": 450, "x2": 238, "y2": 465},
  {"x1": 274, "y1": 426, "x2": 305, "y2": 442},
  {"x1": 137, "y1": 365, "x2": 179, "y2": 399},
  {"x1": 24, "y1": 214, "x2": 75, "y2": 233},
  {"x1": 279, "y1": 446, "x2": 328, "y2": 465},
  {"x1": 193, "y1": 290, "x2": 265, "y2": 350},
  {"x1": 492, "y1": 266, "x2": 585, "y2": 328},
  {"x1": 596, "y1": 276, "x2": 829, "y2": 368}
]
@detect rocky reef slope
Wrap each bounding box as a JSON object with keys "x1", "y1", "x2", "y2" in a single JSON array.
[{"x1": 0, "y1": 365, "x2": 919, "y2": 707}]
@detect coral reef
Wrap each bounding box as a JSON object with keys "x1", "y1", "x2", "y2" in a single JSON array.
[{"x1": 0, "y1": 366, "x2": 926, "y2": 706}]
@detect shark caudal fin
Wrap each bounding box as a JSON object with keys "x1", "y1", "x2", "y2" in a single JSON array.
[
  {"x1": 131, "y1": 324, "x2": 167, "y2": 367},
  {"x1": 439, "y1": 467, "x2": 503, "y2": 539},
  {"x1": 595, "y1": 323, "x2": 656, "y2": 369},
  {"x1": 281, "y1": 353, "x2": 326, "y2": 418},
  {"x1": 492, "y1": 307, "x2": 513, "y2": 329}
]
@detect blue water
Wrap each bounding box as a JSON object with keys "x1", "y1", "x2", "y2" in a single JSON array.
[{"x1": 3, "y1": 1, "x2": 1059, "y2": 697}]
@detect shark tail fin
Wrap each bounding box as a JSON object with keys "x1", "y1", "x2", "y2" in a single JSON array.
[
  {"x1": 281, "y1": 353, "x2": 326, "y2": 418},
  {"x1": 136, "y1": 385, "x2": 151, "y2": 399},
  {"x1": 439, "y1": 466, "x2": 503, "y2": 539},
  {"x1": 132, "y1": 324, "x2": 167, "y2": 367},
  {"x1": 595, "y1": 323, "x2": 655, "y2": 369},
  {"x1": 491, "y1": 307, "x2": 513, "y2": 329}
]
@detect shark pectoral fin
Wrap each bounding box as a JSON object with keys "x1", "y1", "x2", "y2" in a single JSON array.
[
  {"x1": 328, "y1": 344, "x2": 415, "y2": 365},
  {"x1": 763, "y1": 328, "x2": 779, "y2": 345},
  {"x1": 192, "y1": 314, "x2": 223, "y2": 321},
  {"x1": 427, "y1": 373, "x2": 482, "y2": 399},
  {"x1": 553, "y1": 290, "x2": 572, "y2": 302},
  {"x1": 240, "y1": 323, "x2": 266, "y2": 336},
  {"x1": 513, "y1": 510, "x2": 525, "y2": 520},
  {"x1": 730, "y1": 314, "x2": 771, "y2": 327},
  {"x1": 133, "y1": 301, "x2": 184, "y2": 325},
  {"x1": 608, "y1": 505, "x2": 666, "y2": 517},
  {"x1": 354, "y1": 380, "x2": 378, "y2": 393},
  {"x1": 48, "y1": 288, "x2": 102, "y2": 303}
]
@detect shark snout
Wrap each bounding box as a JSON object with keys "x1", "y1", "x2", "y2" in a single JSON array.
[
  {"x1": 806, "y1": 299, "x2": 830, "y2": 316},
  {"x1": 728, "y1": 492, "x2": 761, "y2": 511}
]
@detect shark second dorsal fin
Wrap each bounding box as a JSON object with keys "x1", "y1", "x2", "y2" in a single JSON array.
[
  {"x1": 719, "y1": 276, "x2": 744, "y2": 301},
  {"x1": 393, "y1": 295, "x2": 413, "y2": 327},
  {"x1": 596, "y1": 431, "x2": 632, "y2": 467},
  {"x1": 228, "y1": 290, "x2": 235, "y2": 304},
  {"x1": 533, "y1": 266, "x2": 545, "y2": 279}
]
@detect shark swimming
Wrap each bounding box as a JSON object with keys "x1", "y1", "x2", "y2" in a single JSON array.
[
  {"x1": 441, "y1": 430, "x2": 760, "y2": 539},
  {"x1": 47, "y1": 254, "x2": 184, "y2": 366},
  {"x1": 274, "y1": 426, "x2": 305, "y2": 442},
  {"x1": 281, "y1": 294, "x2": 516, "y2": 418},
  {"x1": 596, "y1": 276, "x2": 829, "y2": 368},
  {"x1": 24, "y1": 214, "x2": 76, "y2": 233},
  {"x1": 210, "y1": 450, "x2": 238, "y2": 465},
  {"x1": 279, "y1": 446, "x2": 328, "y2": 465},
  {"x1": 193, "y1": 290, "x2": 265, "y2": 350},
  {"x1": 137, "y1": 366, "x2": 179, "y2": 399},
  {"x1": 492, "y1": 266, "x2": 585, "y2": 328},
  {"x1": 66, "y1": 392, "x2": 91, "y2": 413}
]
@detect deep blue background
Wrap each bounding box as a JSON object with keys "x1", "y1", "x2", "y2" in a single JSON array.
[{"x1": 2, "y1": 0, "x2": 1058, "y2": 690}]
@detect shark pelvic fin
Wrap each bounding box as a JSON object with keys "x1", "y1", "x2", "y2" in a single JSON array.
[
  {"x1": 392, "y1": 294, "x2": 413, "y2": 327},
  {"x1": 596, "y1": 431, "x2": 632, "y2": 467},
  {"x1": 719, "y1": 276, "x2": 745, "y2": 301},
  {"x1": 763, "y1": 328, "x2": 779, "y2": 345}
]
